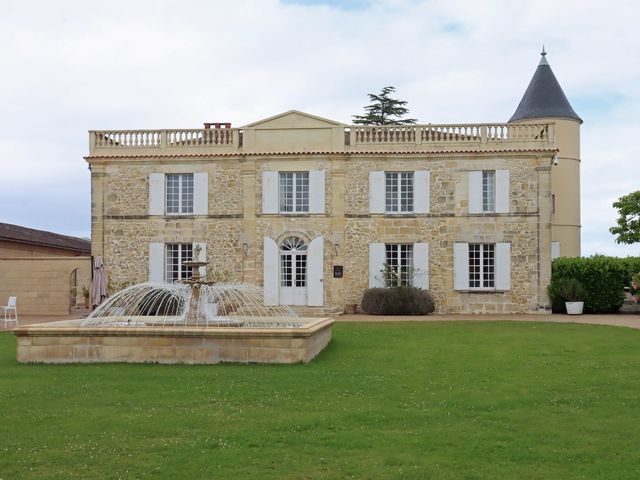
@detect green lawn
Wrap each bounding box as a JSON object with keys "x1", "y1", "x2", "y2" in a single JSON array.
[{"x1": 1, "y1": 321, "x2": 640, "y2": 479}]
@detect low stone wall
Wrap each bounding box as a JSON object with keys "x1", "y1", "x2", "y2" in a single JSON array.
[{"x1": 14, "y1": 318, "x2": 333, "y2": 364}]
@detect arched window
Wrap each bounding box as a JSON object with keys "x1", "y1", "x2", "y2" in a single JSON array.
[
  {"x1": 69, "y1": 268, "x2": 78, "y2": 307},
  {"x1": 280, "y1": 236, "x2": 307, "y2": 288}
]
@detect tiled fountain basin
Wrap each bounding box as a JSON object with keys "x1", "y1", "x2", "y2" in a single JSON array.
[{"x1": 13, "y1": 317, "x2": 333, "y2": 364}]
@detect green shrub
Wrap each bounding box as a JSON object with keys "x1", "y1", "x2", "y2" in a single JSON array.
[
  {"x1": 547, "y1": 278, "x2": 587, "y2": 312},
  {"x1": 551, "y1": 255, "x2": 633, "y2": 313},
  {"x1": 361, "y1": 287, "x2": 435, "y2": 315}
]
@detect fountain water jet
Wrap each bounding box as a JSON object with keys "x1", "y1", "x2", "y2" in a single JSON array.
[{"x1": 13, "y1": 249, "x2": 333, "y2": 364}]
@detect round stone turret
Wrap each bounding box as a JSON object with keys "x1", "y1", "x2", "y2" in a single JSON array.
[{"x1": 510, "y1": 49, "x2": 582, "y2": 258}]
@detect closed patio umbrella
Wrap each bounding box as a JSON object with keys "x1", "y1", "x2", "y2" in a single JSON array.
[{"x1": 90, "y1": 256, "x2": 107, "y2": 308}]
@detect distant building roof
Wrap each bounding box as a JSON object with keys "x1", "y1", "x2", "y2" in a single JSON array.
[
  {"x1": 509, "y1": 49, "x2": 582, "y2": 124},
  {"x1": 0, "y1": 222, "x2": 91, "y2": 254}
]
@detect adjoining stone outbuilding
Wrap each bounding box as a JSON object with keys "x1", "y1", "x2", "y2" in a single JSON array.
[
  {"x1": 0, "y1": 222, "x2": 91, "y2": 316},
  {"x1": 86, "y1": 52, "x2": 581, "y2": 314}
]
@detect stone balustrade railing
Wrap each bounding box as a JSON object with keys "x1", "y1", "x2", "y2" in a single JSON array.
[
  {"x1": 91, "y1": 128, "x2": 239, "y2": 150},
  {"x1": 348, "y1": 123, "x2": 553, "y2": 146},
  {"x1": 89, "y1": 122, "x2": 553, "y2": 155}
]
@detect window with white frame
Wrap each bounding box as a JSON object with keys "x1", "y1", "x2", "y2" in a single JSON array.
[
  {"x1": 279, "y1": 172, "x2": 309, "y2": 213},
  {"x1": 385, "y1": 172, "x2": 414, "y2": 213},
  {"x1": 165, "y1": 243, "x2": 193, "y2": 283},
  {"x1": 468, "y1": 243, "x2": 495, "y2": 289},
  {"x1": 166, "y1": 174, "x2": 194, "y2": 214},
  {"x1": 482, "y1": 171, "x2": 496, "y2": 212},
  {"x1": 385, "y1": 243, "x2": 414, "y2": 286},
  {"x1": 280, "y1": 236, "x2": 307, "y2": 287}
]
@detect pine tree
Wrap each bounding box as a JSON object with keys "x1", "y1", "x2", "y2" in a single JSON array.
[{"x1": 352, "y1": 86, "x2": 417, "y2": 125}]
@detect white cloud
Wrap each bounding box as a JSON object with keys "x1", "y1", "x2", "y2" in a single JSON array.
[{"x1": 0, "y1": 0, "x2": 638, "y2": 256}]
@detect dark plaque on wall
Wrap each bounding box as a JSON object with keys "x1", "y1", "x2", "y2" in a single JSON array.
[{"x1": 333, "y1": 265, "x2": 343, "y2": 278}]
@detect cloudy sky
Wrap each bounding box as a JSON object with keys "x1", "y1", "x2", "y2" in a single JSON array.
[{"x1": 0, "y1": 0, "x2": 638, "y2": 256}]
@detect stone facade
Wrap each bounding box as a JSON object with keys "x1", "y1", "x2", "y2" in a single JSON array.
[{"x1": 86, "y1": 109, "x2": 570, "y2": 315}]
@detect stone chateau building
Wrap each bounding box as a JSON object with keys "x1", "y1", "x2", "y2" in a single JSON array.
[{"x1": 86, "y1": 52, "x2": 581, "y2": 314}]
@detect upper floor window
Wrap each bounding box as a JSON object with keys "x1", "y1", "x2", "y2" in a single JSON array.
[
  {"x1": 165, "y1": 243, "x2": 193, "y2": 283},
  {"x1": 482, "y1": 171, "x2": 495, "y2": 212},
  {"x1": 369, "y1": 170, "x2": 429, "y2": 214},
  {"x1": 385, "y1": 172, "x2": 414, "y2": 213},
  {"x1": 279, "y1": 172, "x2": 309, "y2": 213},
  {"x1": 468, "y1": 169, "x2": 509, "y2": 214},
  {"x1": 166, "y1": 174, "x2": 194, "y2": 214}
]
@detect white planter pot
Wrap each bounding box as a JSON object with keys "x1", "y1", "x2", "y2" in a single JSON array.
[{"x1": 565, "y1": 301, "x2": 584, "y2": 315}]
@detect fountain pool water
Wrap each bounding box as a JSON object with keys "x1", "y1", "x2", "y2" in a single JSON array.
[{"x1": 13, "y1": 250, "x2": 333, "y2": 364}]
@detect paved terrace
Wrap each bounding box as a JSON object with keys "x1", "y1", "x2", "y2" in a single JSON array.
[{"x1": 3, "y1": 313, "x2": 640, "y2": 332}]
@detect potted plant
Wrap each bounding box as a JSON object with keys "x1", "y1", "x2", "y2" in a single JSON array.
[
  {"x1": 344, "y1": 303, "x2": 358, "y2": 314},
  {"x1": 561, "y1": 278, "x2": 586, "y2": 315}
]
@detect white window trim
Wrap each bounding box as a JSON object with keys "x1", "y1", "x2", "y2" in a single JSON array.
[
  {"x1": 454, "y1": 242, "x2": 510, "y2": 292},
  {"x1": 468, "y1": 243, "x2": 496, "y2": 291},
  {"x1": 165, "y1": 243, "x2": 194, "y2": 283},
  {"x1": 482, "y1": 170, "x2": 496, "y2": 213},
  {"x1": 279, "y1": 171, "x2": 310, "y2": 214},
  {"x1": 384, "y1": 243, "x2": 414, "y2": 286},
  {"x1": 166, "y1": 173, "x2": 194, "y2": 215},
  {"x1": 385, "y1": 172, "x2": 414, "y2": 214},
  {"x1": 469, "y1": 170, "x2": 509, "y2": 215}
]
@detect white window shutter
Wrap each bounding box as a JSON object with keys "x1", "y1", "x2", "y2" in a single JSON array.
[
  {"x1": 193, "y1": 172, "x2": 208, "y2": 215},
  {"x1": 263, "y1": 237, "x2": 279, "y2": 305},
  {"x1": 148, "y1": 243, "x2": 165, "y2": 282},
  {"x1": 309, "y1": 170, "x2": 326, "y2": 214},
  {"x1": 468, "y1": 171, "x2": 483, "y2": 214},
  {"x1": 368, "y1": 243, "x2": 385, "y2": 288},
  {"x1": 414, "y1": 171, "x2": 430, "y2": 214},
  {"x1": 453, "y1": 242, "x2": 469, "y2": 290},
  {"x1": 413, "y1": 243, "x2": 429, "y2": 289},
  {"x1": 551, "y1": 241, "x2": 561, "y2": 260},
  {"x1": 496, "y1": 242, "x2": 511, "y2": 290},
  {"x1": 262, "y1": 171, "x2": 279, "y2": 214},
  {"x1": 495, "y1": 170, "x2": 510, "y2": 213},
  {"x1": 149, "y1": 173, "x2": 165, "y2": 215},
  {"x1": 307, "y1": 236, "x2": 324, "y2": 306},
  {"x1": 369, "y1": 171, "x2": 385, "y2": 213},
  {"x1": 194, "y1": 242, "x2": 207, "y2": 278}
]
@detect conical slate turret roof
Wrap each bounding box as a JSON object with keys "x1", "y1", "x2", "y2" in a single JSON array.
[{"x1": 509, "y1": 49, "x2": 582, "y2": 123}]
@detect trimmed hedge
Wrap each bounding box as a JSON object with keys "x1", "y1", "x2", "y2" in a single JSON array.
[
  {"x1": 361, "y1": 287, "x2": 435, "y2": 315},
  {"x1": 551, "y1": 255, "x2": 640, "y2": 313}
]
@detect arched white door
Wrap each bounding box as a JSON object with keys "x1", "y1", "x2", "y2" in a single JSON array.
[{"x1": 279, "y1": 236, "x2": 307, "y2": 305}]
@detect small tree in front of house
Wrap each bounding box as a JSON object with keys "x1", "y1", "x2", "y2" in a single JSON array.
[
  {"x1": 380, "y1": 262, "x2": 415, "y2": 288},
  {"x1": 352, "y1": 86, "x2": 417, "y2": 125}
]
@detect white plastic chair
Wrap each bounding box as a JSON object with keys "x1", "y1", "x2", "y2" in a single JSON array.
[{"x1": 2, "y1": 296, "x2": 17, "y2": 327}]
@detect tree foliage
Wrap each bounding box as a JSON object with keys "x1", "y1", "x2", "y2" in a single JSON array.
[
  {"x1": 352, "y1": 86, "x2": 417, "y2": 125},
  {"x1": 610, "y1": 190, "x2": 640, "y2": 244}
]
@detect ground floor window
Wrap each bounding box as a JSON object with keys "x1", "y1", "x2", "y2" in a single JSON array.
[
  {"x1": 280, "y1": 236, "x2": 307, "y2": 287},
  {"x1": 469, "y1": 243, "x2": 495, "y2": 289},
  {"x1": 385, "y1": 243, "x2": 414, "y2": 286},
  {"x1": 165, "y1": 243, "x2": 193, "y2": 283}
]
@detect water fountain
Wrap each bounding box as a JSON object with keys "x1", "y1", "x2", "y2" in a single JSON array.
[{"x1": 13, "y1": 249, "x2": 333, "y2": 364}]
